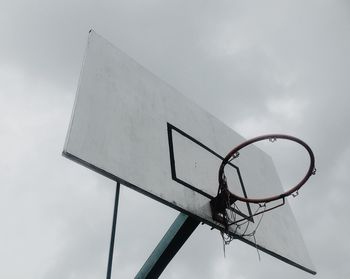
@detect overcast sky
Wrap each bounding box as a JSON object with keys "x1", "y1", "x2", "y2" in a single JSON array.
[{"x1": 1, "y1": 0, "x2": 349, "y2": 278}]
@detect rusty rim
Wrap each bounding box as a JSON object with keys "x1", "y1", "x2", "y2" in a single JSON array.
[{"x1": 218, "y1": 134, "x2": 316, "y2": 204}]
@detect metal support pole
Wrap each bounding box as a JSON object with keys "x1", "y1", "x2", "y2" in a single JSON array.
[
  {"x1": 106, "y1": 182, "x2": 121, "y2": 279},
  {"x1": 135, "y1": 213, "x2": 200, "y2": 279}
]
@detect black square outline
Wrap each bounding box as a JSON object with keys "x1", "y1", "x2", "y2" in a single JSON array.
[{"x1": 167, "y1": 123, "x2": 254, "y2": 222}]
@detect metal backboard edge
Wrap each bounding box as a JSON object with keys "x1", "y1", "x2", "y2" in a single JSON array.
[{"x1": 63, "y1": 151, "x2": 316, "y2": 275}]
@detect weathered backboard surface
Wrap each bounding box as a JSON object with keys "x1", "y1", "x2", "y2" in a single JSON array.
[{"x1": 63, "y1": 30, "x2": 315, "y2": 274}]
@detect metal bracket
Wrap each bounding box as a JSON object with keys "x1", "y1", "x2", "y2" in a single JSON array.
[{"x1": 135, "y1": 213, "x2": 199, "y2": 279}]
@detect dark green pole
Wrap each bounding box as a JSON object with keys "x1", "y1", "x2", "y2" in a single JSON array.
[
  {"x1": 135, "y1": 213, "x2": 200, "y2": 279},
  {"x1": 106, "y1": 182, "x2": 121, "y2": 279}
]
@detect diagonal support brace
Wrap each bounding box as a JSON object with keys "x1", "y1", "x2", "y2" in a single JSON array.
[{"x1": 135, "y1": 213, "x2": 200, "y2": 279}]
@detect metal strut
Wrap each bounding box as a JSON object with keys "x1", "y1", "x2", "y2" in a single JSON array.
[
  {"x1": 135, "y1": 213, "x2": 200, "y2": 279},
  {"x1": 106, "y1": 182, "x2": 121, "y2": 279}
]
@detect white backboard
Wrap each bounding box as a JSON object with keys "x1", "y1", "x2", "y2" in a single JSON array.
[{"x1": 63, "y1": 30, "x2": 315, "y2": 274}]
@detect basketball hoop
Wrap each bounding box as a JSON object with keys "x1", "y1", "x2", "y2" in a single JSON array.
[{"x1": 211, "y1": 134, "x2": 316, "y2": 239}]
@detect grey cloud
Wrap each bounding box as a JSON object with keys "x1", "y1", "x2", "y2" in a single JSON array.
[{"x1": 1, "y1": 0, "x2": 349, "y2": 278}]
